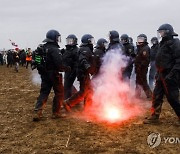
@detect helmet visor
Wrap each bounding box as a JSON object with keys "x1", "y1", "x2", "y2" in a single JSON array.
[
  {"x1": 66, "y1": 38, "x2": 74, "y2": 45},
  {"x1": 57, "y1": 35, "x2": 61, "y2": 43},
  {"x1": 104, "y1": 42, "x2": 109, "y2": 49},
  {"x1": 89, "y1": 38, "x2": 95, "y2": 45},
  {"x1": 151, "y1": 40, "x2": 158, "y2": 45},
  {"x1": 157, "y1": 30, "x2": 168, "y2": 41},
  {"x1": 137, "y1": 37, "x2": 145, "y2": 43},
  {"x1": 157, "y1": 30, "x2": 168, "y2": 38}
]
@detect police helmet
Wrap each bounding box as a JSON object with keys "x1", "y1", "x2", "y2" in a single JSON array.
[
  {"x1": 95, "y1": 38, "x2": 108, "y2": 49},
  {"x1": 81, "y1": 34, "x2": 95, "y2": 45},
  {"x1": 137, "y1": 34, "x2": 147, "y2": 43},
  {"x1": 120, "y1": 34, "x2": 129, "y2": 44},
  {"x1": 109, "y1": 30, "x2": 120, "y2": 43},
  {"x1": 66, "y1": 34, "x2": 78, "y2": 46},
  {"x1": 43, "y1": 29, "x2": 61, "y2": 43},
  {"x1": 157, "y1": 23, "x2": 178, "y2": 37},
  {"x1": 151, "y1": 37, "x2": 158, "y2": 45}
]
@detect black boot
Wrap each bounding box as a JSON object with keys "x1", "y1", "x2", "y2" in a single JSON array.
[
  {"x1": 33, "y1": 110, "x2": 43, "y2": 122},
  {"x1": 143, "y1": 114, "x2": 159, "y2": 124}
]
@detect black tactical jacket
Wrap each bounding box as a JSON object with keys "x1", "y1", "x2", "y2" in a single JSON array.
[
  {"x1": 43, "y1": 42, "x2": 64, "y2": 71},
  {"x1": 62, "y1": 45, "x2": 79, "y2": 71},
  {"x1": 77, "y1": 44, "x2": 95, "y2": 79},
  {"x1": 94, "y1": 47, "x2": 106, "y2": 74},
  {"x1": 150, "y1": 44, "x2": 159, "y2": 62},
  {"x1": 135, "y1": 43, "x2": 150, "y2": 68},
  {"x1": 155, "y1": 37, "x2": 180, "y2": 73}
]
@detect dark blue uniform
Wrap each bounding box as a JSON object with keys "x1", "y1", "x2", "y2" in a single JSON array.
[
  {"x1": 122, "y1": 43, "x2": 135, "y2": 81},
  {"x1": 63, "y1": 45, "x2": 79, "y2": 100},
  {"x1": 93, "y1": 48, "x2": 106, "y2": 75},
  {"x1": 65, "y1": 45, "x2": 95, "y2": 109},
  {"x1": 34, "y1": 42, "x2": 65, "y2": 117},
  {"x1": 152, "y1": 37, "x2": 180, "y2": 117},
  {"x1": 135, "y1": 43, "x2": 152, "y2": 98}
]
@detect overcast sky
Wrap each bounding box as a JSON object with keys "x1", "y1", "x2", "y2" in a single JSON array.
[{"x1": 0, "y1": 0, "x2": 180, "y2": 50}]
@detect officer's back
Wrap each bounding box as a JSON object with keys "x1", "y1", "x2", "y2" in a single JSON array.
[
  {"x1": 107, "y1": 30, "x2": 124, "y2": 52},
  {"x1": 33, "y1": 29, "x2": 66, "y2": 121},
  {"x1": 62, "y1": 34, "x2": 79, "y2": 71},
  {"x1": 156, "y1": 37, "x2": 180, "y2": 71},
  {"x1": 77, "y1": 34, "x2": 95, "y2": 79},
  {"x1": 42, "y1": 32, "x2": 63, "y2": 72}
]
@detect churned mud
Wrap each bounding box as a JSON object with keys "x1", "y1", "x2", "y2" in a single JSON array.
[{"x1": 0, "y1": 65, "x2": 180, "y2": 154}]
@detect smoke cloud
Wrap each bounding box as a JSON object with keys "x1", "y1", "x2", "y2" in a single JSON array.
[
  {"x1": 31, "y1": 69, "x2": 41, "y2": 85},
  {"x1": 85, "y1": 49, "x2": 147, "y2": 123}
]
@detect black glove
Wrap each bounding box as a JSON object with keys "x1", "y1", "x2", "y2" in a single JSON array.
[
  {"x1": 61, "y1": 48, "x2": 65, "y2": 55},
  {"x1": 65, "y1": 66, "x2": 71, "y2": 72},
  {"x1": 84, "y1": 64, "x2": 91, "y2": 70},
  {"x1": 86, "y1": 66, "x2": 91, "y2": 73},
  {"x1": 31, "y1": 61, "x2": 37, "y2": 70}
]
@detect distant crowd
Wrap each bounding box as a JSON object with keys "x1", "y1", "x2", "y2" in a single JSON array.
[{"x1": 0, "y1": 48, "x2": 33, "y2": 70}]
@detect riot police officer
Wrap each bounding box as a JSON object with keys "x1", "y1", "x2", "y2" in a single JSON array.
[
  {"x1": 107, "y1": 30, "x2": 124, "y2": 52},
  {"x1": 93, "y1": 38, "x2": 108, "y2": 75},
  {"x1": 120, "y1": 34, "x2": 136, "y2": 82},
  {"x1": 135, "y1": 34, "x2": 152, "y2": 99},
  {"x1": 63, "y1": 34, "x2": 79, "y2": 100},
  {"x1": 149, "y1": 37, "x2": 159, "y2": 90},
  {"x1": 33, "y1": 29, "x2": 68, "y2": 121},
  {"x1": 144, "y1": 24, "x2": 180, "y2": 125},
  {"x1": 63, "y1": 34, "x2": 95, "y2": 112},
  {"x1": 106, "y1": 30, "x2": 125, "y2": 81}
]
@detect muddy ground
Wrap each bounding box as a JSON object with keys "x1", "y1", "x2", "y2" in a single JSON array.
[{"x1": 0, "y1": 65, "x2": 180, "y2": 154}]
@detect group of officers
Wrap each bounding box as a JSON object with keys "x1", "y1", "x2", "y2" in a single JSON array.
[{"x1": 33, "y1": 23, "x2": 180, "y2": 126}]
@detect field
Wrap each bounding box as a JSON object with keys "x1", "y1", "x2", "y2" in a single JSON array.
[{"x1": 0, "y1": 65, "x2": 180, "y2": 154}]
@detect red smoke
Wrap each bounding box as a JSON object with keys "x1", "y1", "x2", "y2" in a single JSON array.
[{"x1": 82, "y1": 49, "x2": 146, "y2": 124}]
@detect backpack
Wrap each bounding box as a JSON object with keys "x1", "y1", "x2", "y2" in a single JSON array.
[{"x1": 31, "y1": 44, "x2": 48, "y2": 74}]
